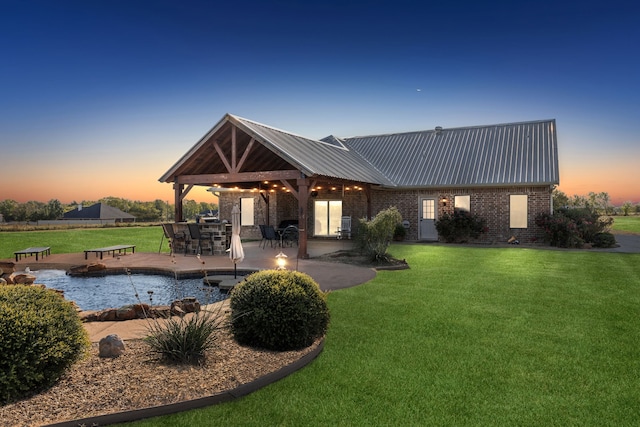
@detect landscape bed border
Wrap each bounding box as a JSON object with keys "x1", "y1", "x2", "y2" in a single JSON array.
[{"x1": 45, "y1": 338, "x2": 324, "y2": 427}]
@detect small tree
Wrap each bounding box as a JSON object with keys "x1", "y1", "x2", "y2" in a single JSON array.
[
  {"x1": 621, "y1": 201, "x2": 633, "y2": 216},
  {"x1": 356, "y1": 206, "x2": 402, "y2": 262}
]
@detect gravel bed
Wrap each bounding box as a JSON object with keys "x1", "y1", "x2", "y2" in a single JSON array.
[{"x1": 1, "y1": 326, "x2": 319, "y2": 427}]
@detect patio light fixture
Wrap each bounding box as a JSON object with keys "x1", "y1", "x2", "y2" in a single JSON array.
[{"x1": 276, "y1": 251, "x2": 288, "y2": 270}]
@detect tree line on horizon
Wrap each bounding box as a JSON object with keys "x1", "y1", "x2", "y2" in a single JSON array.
[
  {"x1": 0, "y1": 197, "x2": 218, "y2": 223},
  {"x1": 552, "y1": 190, "x2": 639, "y2": 216}
]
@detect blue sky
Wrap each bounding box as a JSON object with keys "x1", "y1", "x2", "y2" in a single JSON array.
[{"x1": 2, "y1": 0, "x2": 639, "y2": 204}]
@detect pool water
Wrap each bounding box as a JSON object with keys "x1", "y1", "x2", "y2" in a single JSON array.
[{"x1": 33, "y1": 270, "x2": 228, "y2": 311}]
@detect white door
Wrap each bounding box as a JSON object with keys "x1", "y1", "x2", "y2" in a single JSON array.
[{"x1": 419, "y1": 198, "x2": 437, "y2": 240}]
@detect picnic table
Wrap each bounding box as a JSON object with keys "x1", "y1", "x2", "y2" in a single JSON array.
[
  {"x1": 14, "y1": 247, "x2": 51, "y2": 262},
  {"x1": 84, "y1": 245, "x2": 136, "y2": 260}
]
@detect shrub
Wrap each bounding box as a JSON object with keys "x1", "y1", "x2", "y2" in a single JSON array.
[
  {"x1": 0, "y1": 285, "x2": 89, "y2": 403},
  {"x1": 592, "y1": 232, "x2": 617, "y2": 248},
  {"x1": 435, "y1": 211, "x2": 488, "y2": 243},
  {"x1": 393, "y1": 223, "x2": 407, "y2": 241},
  {"x1": 229, "y1": 270, "x2": 329, "y2": 351},
  {"x1": 356, "y1": 206, "x2": 403, "y2": 262},
  {"x1": 536, "y1": 207, "x2": 614, "y2": 248},
  {"x1": 144, "y1": 304, "x2": 227, "y2": 365}
]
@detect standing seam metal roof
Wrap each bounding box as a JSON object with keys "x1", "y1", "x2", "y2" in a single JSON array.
[
  {"x1": 160, "y1": 114, "x2": 558, "y2": 189},
  {"x1": 341, "y1": 119, "x2": 558, "y2": 187},
  {"x1": 231, "y1": 115, "x2": 394, "y2": 185}
]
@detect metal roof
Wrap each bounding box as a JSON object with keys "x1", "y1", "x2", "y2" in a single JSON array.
[
  {"x1": 342, "y1": 119, "x2": 559, "y2": 188},
  {"x1": 160, "y1": 115, "x2": 559, "y2": 189},
  {"x1": 229, "y1": 115, "x2": 394, "y2": 185}
]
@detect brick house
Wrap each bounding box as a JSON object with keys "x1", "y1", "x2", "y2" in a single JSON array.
[{"x1": 160, "y1": 114, "x2": 559, "y2": 258}]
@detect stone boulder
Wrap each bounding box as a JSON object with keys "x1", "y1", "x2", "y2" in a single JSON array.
[
  {"x1": 9, "y1": 272, "x2": 37, "y2": 285},
  {"x1": 68, "y1": 263, "x2": 107, "y2": 276},
  {"x1": 0, "y1": 261, "x2": 15, "y2": 275},
  {"x1": 99, "y1": 334, "x2": 126, "y2": 358},
  {"x1": 171, "y1": 297, "x2": 201, "y2": 315}
]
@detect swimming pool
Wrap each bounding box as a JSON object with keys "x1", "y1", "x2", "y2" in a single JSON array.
[{"x1": 33, "y1": 269, "x2": 228, "y2": 311}]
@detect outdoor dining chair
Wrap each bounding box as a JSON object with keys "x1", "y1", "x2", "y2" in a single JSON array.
[
  {"x1": 160, "y1": 223, "x2": 188, "y2": 255},
  {"x1": 282, "y1": 225, "x2": 299, "y2": 247},
  {"x1": 259, "y1": 224, "x2": 278, "y2": 249},
  {"x1": 187, "y1": 223, "x2": 214, "y2": 255}
]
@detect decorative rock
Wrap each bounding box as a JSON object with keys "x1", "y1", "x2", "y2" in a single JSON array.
[
  {"x1": 132, "y1": 303, "x2": 151, "y2": 317},
  {"x1": 10, "y1": 273, "x2": 37, "y2": 285},
  {"x1": 97, "y1": 309, "x2": 117, "y2": 321},
  {"x1": 116, "y1": 306, "x2": 137, "y2": 321},
  {"x1": 0, "y1": 277, "x2": 7, "y2": 286},
  {"x1": 149, "y1": 305, "x2": 171, "y2": 318},
  {"x1": 171, "y1": 305, "x2": 185, "y2": 316},
  {"x1": 0, "y1": 261, "x2": 16, "y2": 275},
  {"x1": 87, "y1": 263, "x2": 107, "y2": 272},
  {"x1": 68, "y1": 263, "x2": 107, "y2": 276},
  {"x1": 99, "y1": 334, "x2": 126, "y2": 358},
  {"x1": 79, "y1": 311, "x2": 98, "y2": 322},
  {"x1": 170, "y1": 298, "x2": 201, "y2": 315}
]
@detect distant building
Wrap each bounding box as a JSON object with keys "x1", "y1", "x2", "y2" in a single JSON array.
[{"x1": 63, "y1": 203, "x2": 136, "y2": 223}]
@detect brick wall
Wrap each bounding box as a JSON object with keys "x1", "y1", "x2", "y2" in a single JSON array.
[
  {"x1": 372, "y1": 186, "x2": 552, "y2": 244},
  {"x1": 221, "y1": 185, "x2": 552, "y2": 244}
]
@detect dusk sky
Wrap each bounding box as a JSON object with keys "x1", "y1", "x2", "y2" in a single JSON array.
[{"x1": 2, "y1": 0, "x2": 639, "y2": 205}]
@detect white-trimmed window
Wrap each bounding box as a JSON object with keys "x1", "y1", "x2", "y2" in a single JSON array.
[
  {"x1": 314, "y1": 200, "x2": 342, "y2": 236},
  {"x1": 510, "y1": 195, "x2": 528, "y2": 228},
  {"x1": 240, "y1": 197, "x2": 254, "y2": 226},
  {"x1": 454, "y1": 195, "x2": 470, "y2": 213}
]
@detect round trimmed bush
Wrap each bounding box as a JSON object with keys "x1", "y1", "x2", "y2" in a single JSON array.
[
  {"x1": 0, "y1": 285, "x2": 90, "y2": 403},
  {"x1": 230, "y1": 270, "x2": 329, "y2": 351},
  {"x1": 592, "y1": 232, "x2": 616, "y2": 248}
]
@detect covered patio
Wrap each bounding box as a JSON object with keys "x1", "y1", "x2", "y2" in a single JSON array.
[{"x1": 159, "y1": 114, "x2": 393, "y2": 259}]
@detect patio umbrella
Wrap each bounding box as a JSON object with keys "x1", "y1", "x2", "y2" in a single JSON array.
[{"x1": 229, "y1": 204, "x2": 244, "y2": 278}]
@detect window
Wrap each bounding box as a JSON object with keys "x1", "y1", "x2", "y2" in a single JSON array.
[
  {"x1": 454, "y1": 195, "x2": 470, "y2": 213},
  {"x1": 510, "y1": 195, "x2": 528, "y2": 228},
  {"x1": 422, "y1": 199, "x2": 435, "y2": 220},
  {"x1": 314, "y1": 200, "x2": 342, "y2": 236},
  {"x1": 240, "y1": 197, "x2": 254, "y2": 226}
]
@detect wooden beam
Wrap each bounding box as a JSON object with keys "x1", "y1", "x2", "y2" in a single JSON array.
[
  {"x1": 280, "y1": 180, "x2": 298, "y2": 199},
  {"x1": 231, "y1": 125, "x2": 237, "y2": 172},
  {"x1": 177, "y1": 170, "x2": 301, "y2": 185},
  {"x1": 236, "y1": 137, "x2": 255, "y2": 172},
  {"x1": 212, "y1": 140, "x2": 232, "y2": 173}
]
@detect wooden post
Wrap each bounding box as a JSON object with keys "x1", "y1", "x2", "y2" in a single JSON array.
[
  {"x1": 174, "y1": 180, "x2": 183, "y2": 222},
  {"x1": 297, "y1": 178, "x2": 310, "y2": 259}
]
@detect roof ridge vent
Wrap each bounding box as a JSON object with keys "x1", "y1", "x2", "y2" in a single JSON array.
[{"x1": 435, "y1": 126, "x2": 443, "y2": 134}]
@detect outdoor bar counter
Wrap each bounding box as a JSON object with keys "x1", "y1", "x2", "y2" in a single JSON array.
[{"x1": 172, "y1": 222, "x2": 231, "y2": 255}]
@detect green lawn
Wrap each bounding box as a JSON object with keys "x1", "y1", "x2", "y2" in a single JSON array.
[
  {"x1": 0, "y1": 226, "x2": 167, "y2": 260},
  {"x1": 612, "y1": 215, "x2": 640, "y2": 234},
  {"x1": 122, "y1": 244, "x2": 640, "y2": 426}
]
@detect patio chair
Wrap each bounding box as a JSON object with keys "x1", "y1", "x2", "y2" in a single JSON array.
[
  {"x1": 187, "y1": 223, "x2": 214, "y2": 255},
  {"x1": 259, "y1": 224, "x2": 278, "y2": 249},
  {"x1": 282, "y1": 225, "x2": 299, "y2": 247},
  {"x1": 337, "y1": 216, "x2": 352, "y2": 239},
  {"x1": 160, "y1": 223, "x2": 186, "y2": 255}
]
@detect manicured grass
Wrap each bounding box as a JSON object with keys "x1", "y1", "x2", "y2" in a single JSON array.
[
  {"x1": 612, "y1": 215, "x2": 640, "y2": 234},
  {"x1": 124, "y1": 244, "x2": 640, "y2": 426},
  {"x1": 0, "y1": 226, "x2": 167, "y2": 260}
]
